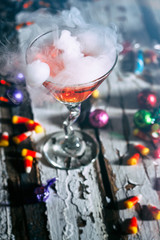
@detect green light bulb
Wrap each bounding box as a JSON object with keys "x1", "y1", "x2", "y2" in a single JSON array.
[{"x1": 134, "y1": 109, "x2": 153, "y2": 129}]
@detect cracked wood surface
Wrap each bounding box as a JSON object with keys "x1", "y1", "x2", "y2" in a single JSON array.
[
  {"x1": 30, "y1": 101, "x2": 108, "y2": 240},
  {"x1": 97, "y1": 0, "x2": 160, "y2": 239},
  {"x1": 98, "y1": 69, "x2": 160, "y2": 240}
]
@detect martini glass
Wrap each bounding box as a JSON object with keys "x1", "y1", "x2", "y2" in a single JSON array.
[{"x1": 26, "y1": 29, "x2": 118, "y2": 170}]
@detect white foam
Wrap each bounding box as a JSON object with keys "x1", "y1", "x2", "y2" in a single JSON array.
[
  {"x1": 26, "y1": 60, "x2": 50, "y2": 87},
  {"x1": 55, "y1": 30, "x2": 84, "y2": 61},
  {"x1": 25, "y1": 7, "x2": 119, "y2": 88},
  {"x1": 51, "y1": 53, "x2": 115, "y2": 86}
]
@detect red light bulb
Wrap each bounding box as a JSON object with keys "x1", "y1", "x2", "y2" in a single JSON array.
[{"x1": 138, "y1": 90, "x2": 157, "y2": 109}]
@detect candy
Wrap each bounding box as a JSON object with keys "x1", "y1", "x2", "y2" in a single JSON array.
[
  {"x1": 0, "y1": 132, "x2": 9, "y2": 141},
  {"x1": 15, "y1": 21, "x2": 34, "y2": 30},
  {"x1": 152, "y1": 137, "x2": 160, "y2": 145},
  {"x1": 0, "y1": 96, "x2": 9, "y2": 103},
  {"x1": 12, "y1": 131, "x2": 32, "y2": 144},
  {"x1": 127, "y1": 153, "x2": 140, "y2": 165},
  {"x1": 0, "y1": 79, "x2": 11, "y2": 86},
  {"x1": 39, "y1": 1, "x2": 50, "y2": 7},
  {"x1": 148, "y1": 205, "x2": 160, "y2": 220},
  {"x1": 134, "y1": 144, "x2": 150, "y2": 156},
  {"x1": 12, "y1": 116, "x2": 44, "y2": 133},
  {"x1": 124, "y1": 195, "x2": 141, "y2": 209},
  {"x1": 89, "y1": 109, "x2": 109, "y2": 128},
  {"x1": 144, "y1": 50, "x2": 158, "y2": 64},
  {"x1": 34, "y1": 177, "x2": 57, "y2": 202},
  {"x1": 133, "y1": 128, "x2": 150, "y2": 141},
  {"x1": 0, "y1": 132, "x2": 9, "y2": 147},
  {"x1": 21, "y1": 148, "x2": 42, "y2": 158},
  {"x1": 150, "y1": 125, "x2": 160, "y2": 144},
  {"x1": 126, "y1": 217, "x2": 138, "y2": 234},
  {"x1": 23, "y1": 0, "x2": 33, "y2": 9},
  {"x1": 34, "y1": 185, "x2": 50, "y2": 202},
  {"x1": 134, "y1": 109, "x2": 153, "y2": 129},
  {"x1": 25, "y1": 120, "x2": 44, "y2": 133},
  {"x1": 137, "y1": 90, "x2": 157, "y2": 109},
  {"x1": 151, "y1": 131, "x2": 160, "y2": 139},
  {"x1": 12, "y1": 115, "x2": 31, "y2": 124},
  {"x1": 24, "y1": 156, "x2": 33, "y2": 173}
]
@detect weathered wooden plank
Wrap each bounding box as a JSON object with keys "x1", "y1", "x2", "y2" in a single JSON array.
[
  {"x1": 0, "y1": 127, "x2": 14, "y2": 240},
  {"x1": 12, "y1": 0, "x2": 160, "y2": 239},
  {"x1": 95, "y1": 66, "x2": 160, "y2": 240},
  {"x1": 30, "y1": 99, "x2": 109, "y2": 240},
  {"x1": 9, "y1": 96, "x2": 50, "y2": 239},
  {"x1": 94, "y1": 0, "x2": 160, "y2": 239},
  {"x1": 0, "y1": 82, "x2": 50, "y2": 239},
  {"x1": 1, "y1": 106, "x2": 29, "y2": 240}
]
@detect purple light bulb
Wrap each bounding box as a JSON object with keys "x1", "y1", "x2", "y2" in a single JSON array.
[
  {"x1": 16, "y1": 73, "x2": 25, "y2": 82},
  {"x1": 89, "y1": 109, "x2": 109, "y2": 128},
  {"x1": 6, "y1": 88, "x2": 23, "y2": 105}
]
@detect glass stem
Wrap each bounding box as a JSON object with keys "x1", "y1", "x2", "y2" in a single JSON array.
[
  {"x1": 63, "y1": 103, "x2": 81, "y2": 137},
  {"x1": 62, "y1": 103, "x2": 85, "y2": 156}
]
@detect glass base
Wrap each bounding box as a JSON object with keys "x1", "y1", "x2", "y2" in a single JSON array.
[{"x1": 43, "y1": 130, "x2": 99, "y2": 170}]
